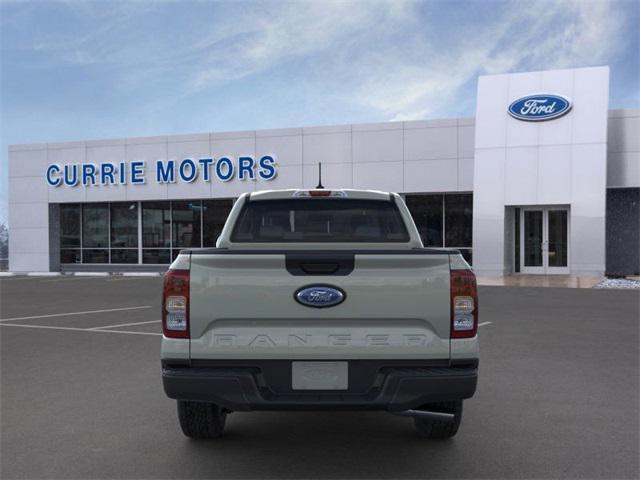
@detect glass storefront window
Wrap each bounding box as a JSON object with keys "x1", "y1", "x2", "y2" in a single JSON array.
[
  {"x1": 60, "y1": 204, "x2": 81, "y2": 248},
  {"x1": 60, "y1": 249, "x2": 81, "y2": 264},
  {"x1": 82, "y1": 204, "x2": 109, "y2": 248},
  {"x1": 111, "y1": 202, "x2": 138, "y2": 248},
  {"x1": 203, "y1": 199, "x2": 233, "y2": 247},
  {"x1": 59, "y1": 198, "x2": 233, "y2": 265},
  {"x1": 82, "y1": 249, "x2": 109, "y2": 264},
  {"x1": 404, "y1": 193, "x2": 473, "y2": 265},
  {"x1": 143, "y1": 249, "x2": 171, "y2": 265},
  {"x1": 111, "y1": 249, "x2": 138, "y2": 264},
  {"x1": 142, "y1": 202, "x2": 171, "y2": 248},
  {"x1": 444, "y1": 194, "x2": 473, "y2": 248},
  {"x1": 404, "y1": 194, "x2": 443, "y2": 247},
  {"x1": 172, "y1": 201, "x2": 202, "y2": 249}
]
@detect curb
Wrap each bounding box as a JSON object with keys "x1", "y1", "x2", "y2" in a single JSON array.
[
  {"x1": 71, "y1": 272, "x2": 110, "y2": 277},
  {"x1": 119, "y1": 272, "x2": 163, "y2": 277}
]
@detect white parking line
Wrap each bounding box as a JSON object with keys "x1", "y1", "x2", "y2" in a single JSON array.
[
  {"x1": 478, "y1": 321, "x2": 493, "y2": 327},
  {"x1": 0, "y1": 323, "x2": 161, "y2": 336},
  {"x1": 0, "y1": 306, "x2": 152, "y2": 323},
  {"x1": 90, "y1": 319, "x2": 161, "y2": 330},
  {"x1": 0, "y1": 276, "x2": 44, "y2": 282},
  {"x1": 41, "y1": 276, "x2": 110, "y2": 283}
]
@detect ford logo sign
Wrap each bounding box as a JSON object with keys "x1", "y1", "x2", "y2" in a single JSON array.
[
  {"x1": 508, "y1": 94, "x2": 572, "y2": 121},
  {"x1": 295, "y1": 285, "x2": 345, "y2": 308}
]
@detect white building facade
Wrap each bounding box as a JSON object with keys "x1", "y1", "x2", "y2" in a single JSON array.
[{"x1": 7, "y1": 66, "x2": 640, "y2": 276}]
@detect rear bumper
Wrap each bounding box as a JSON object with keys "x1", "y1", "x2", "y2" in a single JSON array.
[{"x1": 162, "y1": 360, "x2": 478, "y2": 411}]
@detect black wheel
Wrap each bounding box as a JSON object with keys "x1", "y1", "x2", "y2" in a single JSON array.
[
  {"x1": 177, "y1": 400, "x2": 228, "y2": 439},
  {"x1": 413, "y1": 401, "x2": 463, "y2": 439}
]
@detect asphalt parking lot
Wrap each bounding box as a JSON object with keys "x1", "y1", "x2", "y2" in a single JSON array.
[{"x1": 1, "y1": 276, "x2": 638, "y2": 479}]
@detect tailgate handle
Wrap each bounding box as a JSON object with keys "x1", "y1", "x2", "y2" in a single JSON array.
[
  {"x1": 286, "y1": 253, "x2": 355, "y2": 276},
  {"x1": 300, "y1": 263, "x2": 339, "y2": 274}
]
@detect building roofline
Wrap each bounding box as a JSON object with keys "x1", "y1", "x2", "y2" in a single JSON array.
[{"x1": 7, "y1": 109, "x2": 638, "y2": 151}]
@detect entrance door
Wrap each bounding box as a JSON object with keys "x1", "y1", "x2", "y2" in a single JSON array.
[{"x1": 520, "y1": 207, "x2": 569, "y2": 274}]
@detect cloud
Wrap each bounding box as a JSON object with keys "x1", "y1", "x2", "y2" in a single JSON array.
[
  {"x1": 2, "y1": 0, "x2": 631, "y2": 121},
  {"x1": 350, "y1": 0, "x2": 627, "y2": 121},
  {"x1": 188, "y1": 1, "x2": 416, "y2": 90},
  {"x1": 14, "y1": 1, "x2": 415, "y2": 88}
]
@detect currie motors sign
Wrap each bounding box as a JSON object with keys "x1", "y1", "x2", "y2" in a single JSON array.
[
  {"x1": 508, "y1": 94, "x2": 572, "y2": 121},
  {"x1": 46, "y1": 155, "x2": 277, "y2": 187}
]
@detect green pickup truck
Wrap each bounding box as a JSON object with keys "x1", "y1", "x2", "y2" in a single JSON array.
[{"x1": 161, "y1": 189, "x2": 479, "y2": 439}]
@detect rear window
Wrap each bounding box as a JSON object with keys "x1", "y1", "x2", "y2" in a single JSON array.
[{"x1": 231, "y1": 198, "x2": 410, "y2": 243}]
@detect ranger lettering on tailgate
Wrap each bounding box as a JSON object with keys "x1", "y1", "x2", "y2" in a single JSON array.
[{"x1": 210, "y1": 333, "x2": 430, "y2": 347}]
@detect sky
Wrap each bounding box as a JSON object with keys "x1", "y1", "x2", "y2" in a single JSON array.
[{"x1": 1, "y1": 0, "x2": 638, "y2": 225}]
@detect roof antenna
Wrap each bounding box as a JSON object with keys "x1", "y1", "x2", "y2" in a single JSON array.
[{"x1": 315, "y1": 162, "x2": 324, "y2": 189}]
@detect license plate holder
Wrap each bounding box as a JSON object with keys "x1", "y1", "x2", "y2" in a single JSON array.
[{"x1": 291, "y1": 361, "x2": 348, "y2": 390}]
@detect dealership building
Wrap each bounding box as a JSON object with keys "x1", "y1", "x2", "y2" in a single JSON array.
[{"x1": 7, "y1": 66, "x2": 640, "y2": 277}]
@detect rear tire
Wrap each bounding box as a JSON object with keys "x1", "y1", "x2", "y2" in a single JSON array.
[
  {"x1": 413, "y1": 400, "x2": 463, "y2": 439},
  {"x1": 177, "y1": 400, "x2": 227, "y2": 439}
]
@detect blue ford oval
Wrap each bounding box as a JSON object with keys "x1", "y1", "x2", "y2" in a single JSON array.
[
  {"x1": 508, "y1": 94, "x2": 572, "y2": 121},
  {"x1": 295, "y1": 285, "x2": 345, "y2": 308}
]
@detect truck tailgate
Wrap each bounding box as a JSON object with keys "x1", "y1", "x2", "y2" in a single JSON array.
[{"x1": 189, "y1": 252, "x2": 451, "y2": 360}]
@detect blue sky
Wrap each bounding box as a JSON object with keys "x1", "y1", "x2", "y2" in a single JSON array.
[{"x1": 1, "y1": 0, "x2": 638, "y2": 225}]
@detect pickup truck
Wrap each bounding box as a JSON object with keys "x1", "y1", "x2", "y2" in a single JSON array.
[{"x1": 161, "y1": 189, "x2": 479, "y2": 439}]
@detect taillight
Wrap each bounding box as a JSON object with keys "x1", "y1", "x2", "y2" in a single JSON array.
[
  {"x1": 450, "y1": 269, "x2": 478, "y2": 339},
  {"x1": 162, "y1": 269, "x2": 190, "y2": 339}
]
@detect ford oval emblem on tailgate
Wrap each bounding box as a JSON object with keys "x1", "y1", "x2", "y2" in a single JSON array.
[{"x1": 295, "y1": 285, "x2": 345, "y2": 308}]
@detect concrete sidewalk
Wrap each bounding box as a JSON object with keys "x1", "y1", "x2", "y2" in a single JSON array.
[{"x1": 476, "y1": 275, "x2": 602, "y2": 289}]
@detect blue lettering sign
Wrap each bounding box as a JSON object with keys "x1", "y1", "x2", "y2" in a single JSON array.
[
  {"x1": 64, "y1": 164, "x2": 78, "y2": 186},
  {"x1": 130, "y1": 161, "x2": 145, "y2": 184},
  {"x1": 198, "y1": 158, "x2": 213, "y2": 181},
  {"x1": 45, "y1": 155, "x2": 277, "y2": 187},
  {"x1": 156, "y1": 160, "x2": 175, "y2": 183},
  {"x1": 119, "y1": 161, "x2": 127, "y2": 184},
  {"x1": 238, "y1": 156, "x2": 255, "y2": 180},
  {"x1": 100, "y1": 162, "x2": 116, "y2": 185},
  {"x1": 46, "y1": 164, "x2": 61, "y2": 187},
  {"x1": 82, "y1": 164, "x2": 97, "y2": 186},
  {"x1": 258, "y1": 156, "x2": 277, "y2": 180},
  {"x1": 179, "y1": 159, "x2": 197, "y2": 183},
  {"x1": 215, "y1": 157, "x2": 234, "y2": 182}
]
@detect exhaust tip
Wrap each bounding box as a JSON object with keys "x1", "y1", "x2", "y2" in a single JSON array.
[{"x1": 393, "y1": 409, "x2": 455, "y2": 423}]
